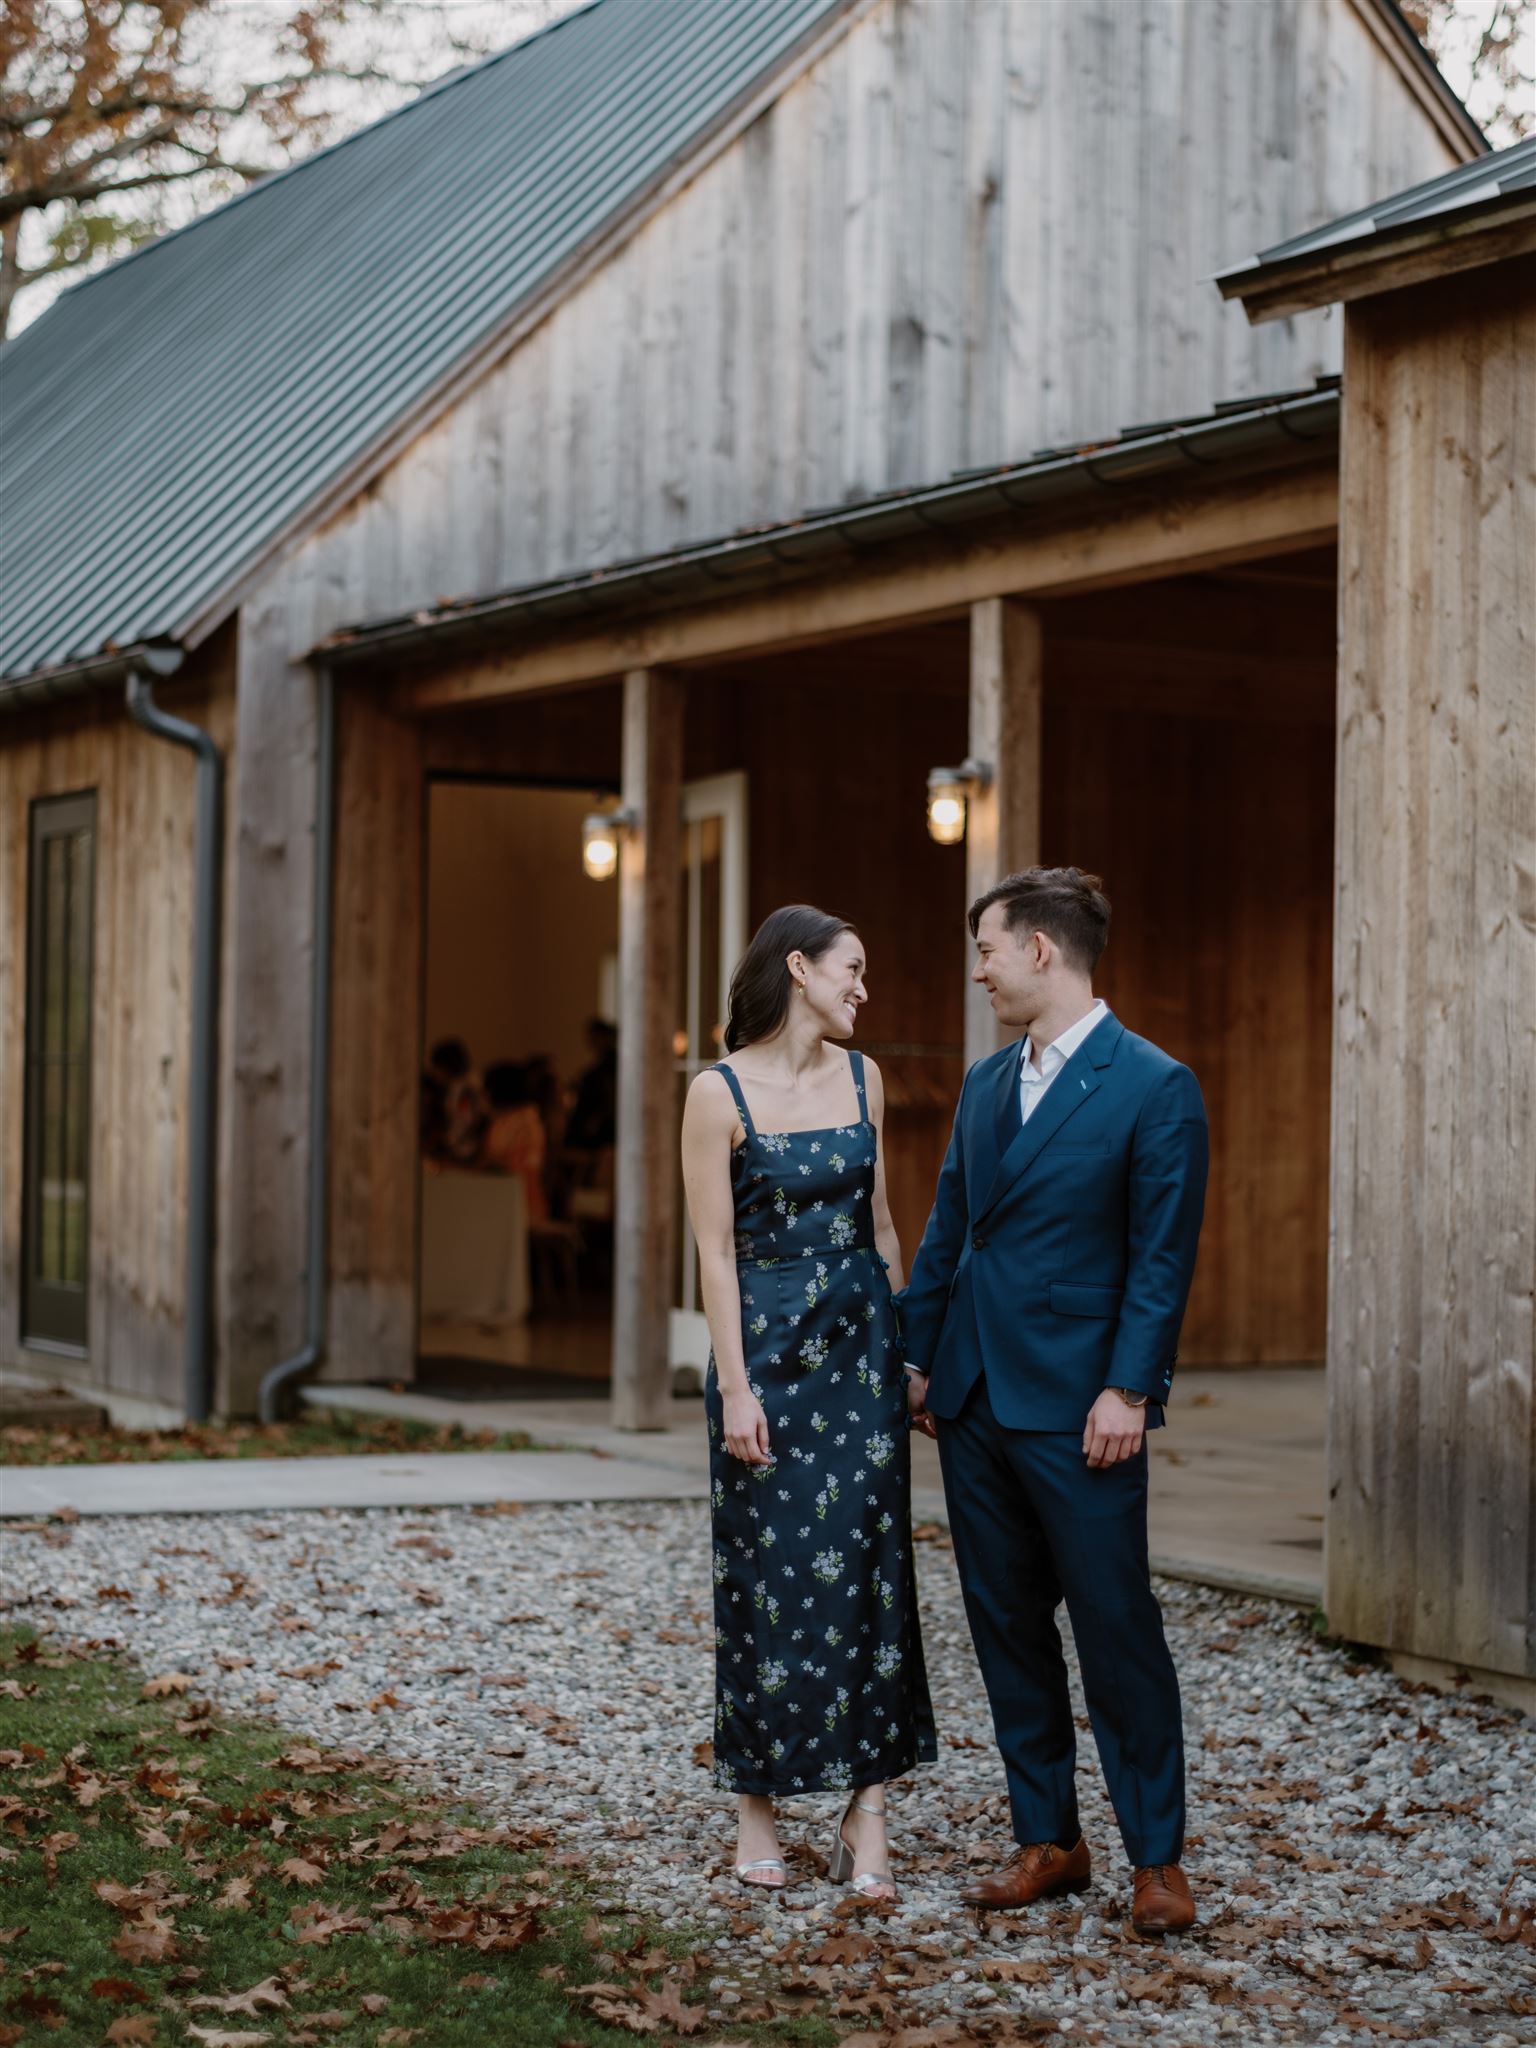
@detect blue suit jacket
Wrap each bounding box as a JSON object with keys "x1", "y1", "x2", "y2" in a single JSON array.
[{"x1": 896, "y1": 1013, "x2": 1208, "y2": 1431}]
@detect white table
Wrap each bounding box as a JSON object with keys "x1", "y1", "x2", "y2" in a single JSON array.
[{"x1": 418, "y1": 1166, "x2": 530, "y2": 1330}]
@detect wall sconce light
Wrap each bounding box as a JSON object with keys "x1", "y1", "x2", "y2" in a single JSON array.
[
  {"x1": 582, "y1": 805, "x2": 634, "y2": 880},
  {"x1": 926, "y1": 757, "x2": 992, "y2": 845}
]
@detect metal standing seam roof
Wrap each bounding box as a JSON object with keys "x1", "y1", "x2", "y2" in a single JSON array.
[
  {"x1": 1217, "y1": 133, "x2": 1536, "y2": 289},
  {"x1": 0, "y1": 0, "x2": 847, "y2": 685}
]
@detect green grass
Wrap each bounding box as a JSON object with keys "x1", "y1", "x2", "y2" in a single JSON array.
[
  {"x1": 0, "y1": 1409, "x2": 538, "y2": 1468},
  {"x1": 0, "y1": 1628, "x2": 837, "y2": 2047}
]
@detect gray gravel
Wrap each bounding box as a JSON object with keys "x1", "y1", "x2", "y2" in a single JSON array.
[{"x1": 4, "y1": 1500, "x2": 1533, "y2": 2045}]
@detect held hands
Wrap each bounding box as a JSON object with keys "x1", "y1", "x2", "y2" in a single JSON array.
[
  {"x1": 1083, "y1": 1387, "x2": 1146, "y2": 1468},
  {"x1": 723, "y1": 1388, "x2": 774, "y2": 1466},
  {"x1": 905, "y1": 1370, "x2": 937, "y2": 1440}
]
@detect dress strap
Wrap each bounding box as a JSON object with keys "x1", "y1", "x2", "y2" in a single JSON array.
[
  {"x1": 847, "y1": 1048, "x2": 869, "y2": 1120},
  {"x1": 713, "y1": 1061, "x2": 757, "y2": 1139}
]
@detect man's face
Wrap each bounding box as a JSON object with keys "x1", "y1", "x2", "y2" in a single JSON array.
[{"x1": 971, "y1": 903, "x2": 1044, "y2": 1030}]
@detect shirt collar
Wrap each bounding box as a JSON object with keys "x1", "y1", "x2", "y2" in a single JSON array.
[{"x1": 1022, "y1": 998, "x2": 1109, "y2": 1077}]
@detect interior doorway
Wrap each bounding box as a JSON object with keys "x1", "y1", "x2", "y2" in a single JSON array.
[{"x1": 417, "y1": 777, "x2": 619, "y2": 1392}]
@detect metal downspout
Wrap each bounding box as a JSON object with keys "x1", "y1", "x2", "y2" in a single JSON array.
[
  {"x1": 257, "y1": 661, "x2": 336, "y2": 1423},
  {"x1": 124, "y1": 654, "x2": 221, "y2": 1424}
]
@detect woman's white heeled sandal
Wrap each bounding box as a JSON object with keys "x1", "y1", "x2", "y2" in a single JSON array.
[
  {"x1": 734, "y1": 1856, "x2": 787, "y2": 1889},
  {"x1": 828, "y1": 1795, "x2": 897, "y2": 1900}
]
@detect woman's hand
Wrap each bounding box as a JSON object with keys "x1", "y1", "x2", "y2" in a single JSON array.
[
  {"x1": 723, "y1": 1388, "x2": 773, "y2": 1465},
  {"x1": 905, "y1": 1369, "x2": 937, "y2": 1439}
]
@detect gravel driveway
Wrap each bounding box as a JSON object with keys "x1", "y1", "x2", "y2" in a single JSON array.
[{"x1": 5, "y1": 1501, "x2": 1532, "y2": 2045}]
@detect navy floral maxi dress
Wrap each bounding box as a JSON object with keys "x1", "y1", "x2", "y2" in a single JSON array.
[{"x1": 705, "y1": 1050, "x2": 937, "y2": 1797}]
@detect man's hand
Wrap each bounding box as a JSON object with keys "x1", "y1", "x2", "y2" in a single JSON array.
[
  {"x1": 1083, "y1": 1387, "x2": 1145, "y2": 1468},
  {"x1": 906, "y1": 1370, "x2": 938, "y2": 1440}
]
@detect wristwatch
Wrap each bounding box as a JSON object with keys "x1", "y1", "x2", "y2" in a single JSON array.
[{"x1": 1109, "y1": 1386, "x2": 1149, "y2": 1408}]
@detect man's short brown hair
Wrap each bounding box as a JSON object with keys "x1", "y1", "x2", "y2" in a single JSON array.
[{"x1": 967, "y1": 866, "x2": 1111, "y2": 975}]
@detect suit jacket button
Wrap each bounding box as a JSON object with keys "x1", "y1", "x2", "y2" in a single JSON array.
[{"x1": 971, "y1": 1235, "x2": 986, "y2": 1251}]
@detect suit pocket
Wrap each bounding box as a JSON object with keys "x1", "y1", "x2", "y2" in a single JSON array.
[{"x1": 1049, "y1": 1282, "x2": 1124, "y2": 1318}]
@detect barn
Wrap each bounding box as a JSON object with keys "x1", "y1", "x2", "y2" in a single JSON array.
[{"x1": 2, "y1": 0, "x2": 1527, "y2": 1698}]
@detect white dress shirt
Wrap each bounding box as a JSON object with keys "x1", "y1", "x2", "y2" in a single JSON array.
[{"x1": 1018, "y1": 999, "x2": 1109, "y2": 1126}]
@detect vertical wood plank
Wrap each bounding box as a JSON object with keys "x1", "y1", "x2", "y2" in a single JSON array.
[
  {"x1": 611, "y1": 667, "x2": 684, "y2": 1431},
  {"x1": 1328, "y1": 262, "x2": 1536, "y2": 1682},
  {"x1": 965, "y1": 596, "x2": 1042, "y2": 1066}
]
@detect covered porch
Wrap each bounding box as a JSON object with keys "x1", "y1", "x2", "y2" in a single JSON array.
[{"x1": 315, "y1": 393, "x2": 1341, "y2": 1434}]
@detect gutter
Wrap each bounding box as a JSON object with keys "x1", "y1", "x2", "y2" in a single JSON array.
[
  {"x1": 319, "y1": 386, "x2": 1340, "y2": 671},
  {"x1": 123, "y1": 653, "x2": 222, "y2": 1425},
  {"x1": 0, "y1": 640, "x2": 187, "y2": 712},
  {"x1": 257, "y1": 661, "x2": 336, "y2": 1424}
]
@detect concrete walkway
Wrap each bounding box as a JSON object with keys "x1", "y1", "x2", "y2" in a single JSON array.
[
  {"x1": 0, "y1": 1366, "x2": 1325, "y2": 1607},
  {"x1": 0, "y1": 1448, "x2": 705, "y2": 1519}
]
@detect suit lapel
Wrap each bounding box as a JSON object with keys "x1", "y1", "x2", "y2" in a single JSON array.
[
  {"x1": 975, "y1": 1012, "x2": 1123, "y2": 1223},
  {"x1": 965, "y1": 1048, "x2": 1018, "y2": 1219}
]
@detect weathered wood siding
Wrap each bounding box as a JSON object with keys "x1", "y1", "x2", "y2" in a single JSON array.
[
  {"x1": 1330, "y1": 257, "x2": 1536, "y2": 1681},
  {"x1": 0, "y1": 635, "x2": 236, "y2": 1410},
  {"x1": 298, "y1": 0, "x2": 1452, "y2": 627}
]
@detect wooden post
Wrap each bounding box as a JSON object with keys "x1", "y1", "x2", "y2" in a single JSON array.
[
  {"x1": 610, "y1": 667, "x2": 684, "y2": 1431},
  {"x1": 964, "y1": 598, "x2": 1043, "y2": 1066},
  {"x1": 1326, "y1": 274, "x2": 1536, "y2": 1701}
]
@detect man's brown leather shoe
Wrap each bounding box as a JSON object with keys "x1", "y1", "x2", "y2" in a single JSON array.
[
  {"x1": 1131, "y1": 1863, "x2": 1196, "y2": 1933},
  {"x1": 960, "y1": 1837, "x2": 1091, "y2": 1908}
]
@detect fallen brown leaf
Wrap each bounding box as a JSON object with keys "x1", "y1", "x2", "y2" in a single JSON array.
[
  {"x1": 89, "y1": 1978, "x2": 150, "y2": 2004},
  {"x1": 140, "y1": 1673, "x2": 196, "y2": 1698},
  {"x1": 185, "y1": 2031, "x2": 269, "y2": 2048},
  {"x1": 188, "y1": 1977, "x2": 289, "y2": 2016},
  {"x1": 110, "y1": 1915, "x2": 179, "y2": 1966},
  {"x1": 104, "y1": 2018, "x2": 156, "y2": 2045}
]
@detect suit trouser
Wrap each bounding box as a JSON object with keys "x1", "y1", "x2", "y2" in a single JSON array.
[{"x1": 935, "y1": 1371, "x2": 1185, "y2": 1865}]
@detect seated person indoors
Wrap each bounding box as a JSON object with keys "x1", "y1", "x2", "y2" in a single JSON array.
[
  {"x1": 424, "y1": 1037, "x2": 488, "y2": 1165},
  {"x1": 482, "y1": 1061, "x2": 549, "y2": 1224}
]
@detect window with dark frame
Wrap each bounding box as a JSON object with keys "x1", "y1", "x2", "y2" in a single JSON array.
[{"x1": 22, "y1": 791, "x2": 96, "y2": 1351}]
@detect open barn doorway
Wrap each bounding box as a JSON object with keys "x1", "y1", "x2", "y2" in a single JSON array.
[{"x1": 416, "y1": 776, "x2": 619, "y2": 1393}]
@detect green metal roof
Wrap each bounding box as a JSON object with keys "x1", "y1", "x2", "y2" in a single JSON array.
[
  {"x1": 1218, "y1": 134, "x2": 1534, "y2": 300},
  {"x1": 0, "y1": 0, "x2": 847, "y2": 684}
]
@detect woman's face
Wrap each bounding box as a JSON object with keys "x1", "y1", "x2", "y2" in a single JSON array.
[{"x1": 797, "y1": 937, "x2": 868, "y2": 1040}]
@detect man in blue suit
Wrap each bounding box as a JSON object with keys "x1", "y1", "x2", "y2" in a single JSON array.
[{"x1": 899, "y1": 867, "x2": 1207, "y2": 1933}]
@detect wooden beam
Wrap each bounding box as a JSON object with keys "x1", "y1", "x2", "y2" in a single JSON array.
[
  {"x1": 398, "y1": 464, "x2": 1339, "y2": 714},
  {"x1": 610, "y1": 667, "x2": 684, "y2": 1432},
  {"x1": 964, "y1": 598, "x2": 1042, "y2": 1067}
]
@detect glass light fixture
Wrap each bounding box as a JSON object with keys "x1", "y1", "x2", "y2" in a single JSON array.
[
  {"x1": 581, "y1": 805, "x2": 633, "y2": 880},
  {"x1": 926, "y1": 757, "x2": 992, "y2": 845}
]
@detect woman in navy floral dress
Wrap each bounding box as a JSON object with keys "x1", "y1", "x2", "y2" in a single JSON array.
[{"x1": 680, "y1": 906, "x2": 936, "y2": 1897}]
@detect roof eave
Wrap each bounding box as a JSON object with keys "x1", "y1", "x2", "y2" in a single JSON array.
[
  {"x1": 0, "y1": 641, "x2": 184, "y2": 713},
  {"x1": 318, "y1": 388, "x2": 1341, "y2": 676},
  {"x1": 1219, "y1": 193, "x2": 1536, "y2": 323}
]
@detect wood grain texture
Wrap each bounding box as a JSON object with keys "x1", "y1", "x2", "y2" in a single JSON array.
[
  {"x1": 612, "y1": 670, "x2": 685, "y2": 1430},
  {"x1": 0, "y1": 634, "x2": 235, "y2": 1409},
  {"x1": 398, "y1": 462, "x2": 1340, "y2": 713},
  {"x1": 1328, "y1": 258, "x2": 1536, "y2": 1682},
  {"x1": 323, "y1": 680, "x2": 425, "y2": 1389},
  {"x1": 965, "y1": 598, "x2": 1042, "y2": 1065}
]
